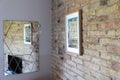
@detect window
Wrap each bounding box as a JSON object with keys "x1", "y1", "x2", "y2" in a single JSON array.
[
  {"x1": 66, "y1": 10, "x2": 83, "y2": 55},
  {"x1": 66, "y1": 12, "x2": 79, "y2": 54}
]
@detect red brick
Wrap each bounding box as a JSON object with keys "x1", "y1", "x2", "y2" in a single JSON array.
[
  {"x1": 83, "y1": 43, "x2": 88, "y2": 48},
  {"x1": 112, "y1": 63, "x2": 120, "y2": 71},
  {"x1": 88, "y1": 15, "x2": 108, "y2": 22},
  {"x1": 107, "y1": 45, "x2": 120, "y2": 53},
  {"x1": 63, "y1": 54, "x2": 71, "y2": 61},
  {"x1": 105, "y1": 22, "x2": 120, "y2": 28},
  {"x1": 98, "y1": 22, "x2": 120, "y2": 30}
]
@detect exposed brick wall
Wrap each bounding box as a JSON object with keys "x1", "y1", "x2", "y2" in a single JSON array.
[{"x1": 51, "y1": 0, "x2": 120, "y2": 80}]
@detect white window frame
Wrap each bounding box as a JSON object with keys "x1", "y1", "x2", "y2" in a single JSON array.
[{"x1": 66, "y1": 11, "x2": 80, "y2": 54}]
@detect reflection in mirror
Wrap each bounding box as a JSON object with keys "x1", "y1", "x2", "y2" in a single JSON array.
[{"x1": 3, "y1": 20, "x2": 40, "y2": 76}]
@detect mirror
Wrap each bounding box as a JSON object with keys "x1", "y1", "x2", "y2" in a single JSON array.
[{"x1": 3, "y1": 20, "x2": 40, "y2": 76}]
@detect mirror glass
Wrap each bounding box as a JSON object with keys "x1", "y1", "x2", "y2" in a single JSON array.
[{"x1": 3, "y1": 20, "x2": 40, "y2": 76}]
